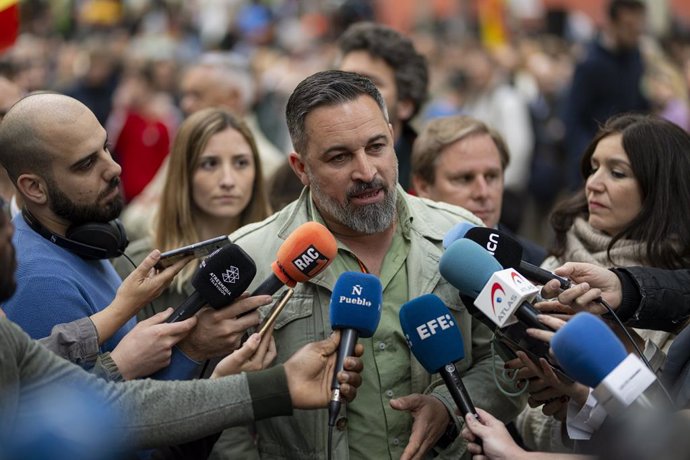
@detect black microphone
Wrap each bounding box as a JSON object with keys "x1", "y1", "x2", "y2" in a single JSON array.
[
  {"x1": 399, "y1": 294, "x2": 480, "y2": 421},
  {"x1": 327, "y1": 272, "x2": 382, "y2": 426},
  {"x1": 165, "y1": 244, "x2": 256, "y2": 323},
  {"x1": 464, "y1": 227, "x2": 571, "y2": 290}
]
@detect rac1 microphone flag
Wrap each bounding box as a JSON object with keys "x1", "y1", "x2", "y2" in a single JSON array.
[
  {"x1": 328, "y1": 272, "x2": 382, "y2": 426},
  {"x1": 251, "y1": 222, "x2": 337, "y2": 296},
  {"x1": 399, "y1": 294, "x2": 480, "y2": 420},
  {"x1": 166, "y1": 244, "x2": 257, "y2": 323}
]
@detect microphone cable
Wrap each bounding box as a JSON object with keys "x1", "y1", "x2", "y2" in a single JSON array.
[
  {"x1": 594, "y1": 297, "x2": 653, "y2": 371},
  {"x1": 593, "y1": 297, "x2": 675, "y2": 409}
]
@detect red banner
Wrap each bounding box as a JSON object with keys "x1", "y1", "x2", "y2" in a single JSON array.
[{"x1": 0, "y1": 0, "x2": 19, "y2": 52}]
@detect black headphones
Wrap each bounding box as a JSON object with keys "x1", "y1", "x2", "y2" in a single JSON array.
[{"x1": 22, "y1": 208, "x2": 129, "y2": 260}]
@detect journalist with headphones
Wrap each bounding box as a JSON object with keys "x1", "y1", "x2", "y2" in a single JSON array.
[{"x1": 0, "y1": 93, "x2": 219, "y2": 381}]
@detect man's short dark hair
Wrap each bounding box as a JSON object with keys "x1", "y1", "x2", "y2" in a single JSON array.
[
  {"x1": 608, "y1": 0, "x2": 645, "y2": 21},
  {"x1": 286, "y1": 70, "x2": 388, "y2": 155},
  {"x1": 338, "y1": 22, "x2": 428, "y2": 120}
]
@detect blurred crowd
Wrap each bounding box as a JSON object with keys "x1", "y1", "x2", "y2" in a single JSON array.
[
  {"x1": 1, "y1": 0, "x2": 689, "y2": 248},
  {"x1": 3, "y1": 2, "x2": 690, "y2": 459}
]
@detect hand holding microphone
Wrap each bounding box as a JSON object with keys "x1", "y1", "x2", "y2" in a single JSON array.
[
  {"x1": 541, "y1": 262, "x2": 624, "y2": 316},
  {"x1": 165, "y1": 243, "x2": 257, "y2": 323}
]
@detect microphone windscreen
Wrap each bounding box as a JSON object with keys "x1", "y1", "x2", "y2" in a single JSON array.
[
  {"x1": 399, "y1": 294, "x2": 464, "y2": 374},
  {"x1": 465, "y1": 227, "x2": 523, "y2": 269},
  {"x1": 440, "y1": 239, "x2": 503, "y2": 298},
  {"x1": 329, "y1": 272, "x2": 382, "y2": 338},
  {"x1": 443, "y1": 222, "x2": 476, "y2": 250},
  {"x1": 551, "y1": 312, "x2": 628, "y2": 388},
  {"x1": 274, "y1": 222, "x2": 338, "y2": 286},
  {"x1": 191, "y1": 243, "x2": 257, "y2": 309}
]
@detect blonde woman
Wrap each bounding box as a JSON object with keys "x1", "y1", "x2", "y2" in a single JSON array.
[{"x1": 114, "y1": 107, "x2": 271, "y2": 319}]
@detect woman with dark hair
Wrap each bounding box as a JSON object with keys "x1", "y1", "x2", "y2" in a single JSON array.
[
  {"x1": 515, "y1": 113, "x2": 690, "y2": 452},
  {"x1": 549, "y1": 113, "x2": 690, "y2": 270}
]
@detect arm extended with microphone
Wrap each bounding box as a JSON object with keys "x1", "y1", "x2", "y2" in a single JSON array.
[{"x1": 165, "y1": 244, "x2": 257, "y2": 323}]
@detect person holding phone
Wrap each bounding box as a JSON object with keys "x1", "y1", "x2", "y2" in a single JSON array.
[{"x1": 113, "y1": 108, "x2": 272, "y2": 354}]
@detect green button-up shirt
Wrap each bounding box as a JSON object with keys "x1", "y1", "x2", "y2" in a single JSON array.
[{"x1": 309, "y1": 196, "x2": 414, "y2": 459}]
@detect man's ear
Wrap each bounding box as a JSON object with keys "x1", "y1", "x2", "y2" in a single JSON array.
[
  {"x1": 411, "y1": 175, "x2": 432, "y2": 198},
  {"x1": 288, "y1": 152, "x2": 310, "y2": 187},
  {"x1": 16, "y1": 173, "x2": 48, "y2": 205},
  {"x1": 396, "y1": 99, "x2": 415, "y2": 124}
]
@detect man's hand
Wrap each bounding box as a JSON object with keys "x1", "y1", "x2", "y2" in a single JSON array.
[
  {"x1": 541, "y1": 263, "x2": 622, "y2": 315},
  {"x1": 110, "y1": 308, "x2": 197, "y2": 380},
  {"x1": 116, "y1": 250, "x2": 190, "y2": 312},
  {"x1": 283, "y1": 330, "x2": 364, "y2": 409},
  {"x1": 211, "y1": 330, "x2": 277, "y2": 378},
  {"x1": 93, "y1": 250, "x2": 190, "y2": 344},
  {"x1": 390, "y1": 394, "x2": 449, "y2": 460},
  {"x1": 178, "y1": 294, "x2": 272, "y2": 361}
]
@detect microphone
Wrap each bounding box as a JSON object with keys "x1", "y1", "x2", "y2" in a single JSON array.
[
  {"x1": 551, "y1": 312, "x2": 673, "y2": 417},
  {"x1": 165, "y1": 244, "x2": 257, "y2": 323},
  {"x1": 440, "y1": 239, "x2": 549, "y2": 331},
  {"x1": 442, "y1": 222, "x2": 477, "y2": 250},
  {"x1": 399, "y1": 294, "x2": 480, "y2": 420},
  {"x1": 251, "y1": 222, "x2": 338, "y2": 296},
  {"x1": 328, "y1": 272, "x2": 382, "y2": 426},
  {"x1": 464, "y1": 227, "x2": 571, "y2": 290}
]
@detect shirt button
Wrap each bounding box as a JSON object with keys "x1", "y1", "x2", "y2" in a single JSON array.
[
  {"x1": 378, "y1": 342, "x2": 386, "y2": 350},
  {"x1": 336, "y1": 417, "x2": 348, "y2": 431},
  {"x1": 392, "y1": 438, "x2": 400, "y2": 446},
  {"x1": 386, "y1": 390, "x2": 394, "y2": 398}
]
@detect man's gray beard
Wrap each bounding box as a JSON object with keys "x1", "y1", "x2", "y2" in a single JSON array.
[{"x1": 308, "y1": 171, "x2": 397, "y2": 235}]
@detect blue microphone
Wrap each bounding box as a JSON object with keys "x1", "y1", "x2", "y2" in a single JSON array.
[
  {"x1": 399, "y1": 294, "x2": 479, "y2": 420},
  {"x1": 440, "y1": 239, "x2": 548, "y2": 331},
  {"x1": 328, "y1": 272, "x2": 382, "y2": 426},
  {"x1": 551, "y1": 313, "x2": 672, "y2": 416},
  {"x1": 442, "y1": 222, "x2": 477, "y2": 250},
  {"x1": 551, "y1": 313, "x2": 627, "y2": 388}
]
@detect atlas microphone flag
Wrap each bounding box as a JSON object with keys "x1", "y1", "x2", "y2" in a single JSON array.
[{"x1": 0, "y1": 0, "x2": 19, "y2": 52}]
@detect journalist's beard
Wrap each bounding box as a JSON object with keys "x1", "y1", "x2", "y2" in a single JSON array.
[{"x1": 46, "y1": 176, "x2": 124, "y2": 225}]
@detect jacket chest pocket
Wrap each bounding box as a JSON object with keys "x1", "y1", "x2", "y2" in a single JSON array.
[{"x1": 258, "y1": 286, "x2": 322, "y2": 361}]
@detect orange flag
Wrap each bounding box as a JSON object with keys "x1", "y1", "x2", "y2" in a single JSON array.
[
  {"x1": 0, "y1": 0, "x2": 19, "y2": 52},
  {"x1": 478, "y1": 0, "x2": 508, "y2": 49}
]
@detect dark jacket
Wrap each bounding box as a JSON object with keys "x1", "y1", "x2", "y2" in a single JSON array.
[{"x1": 612, "y1": 266, "x2": 690, "y2": 333}]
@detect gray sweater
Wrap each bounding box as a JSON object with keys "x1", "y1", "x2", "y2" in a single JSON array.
[{"x1": 0, "y1": 317, "x2": 291, "y2": 449}]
